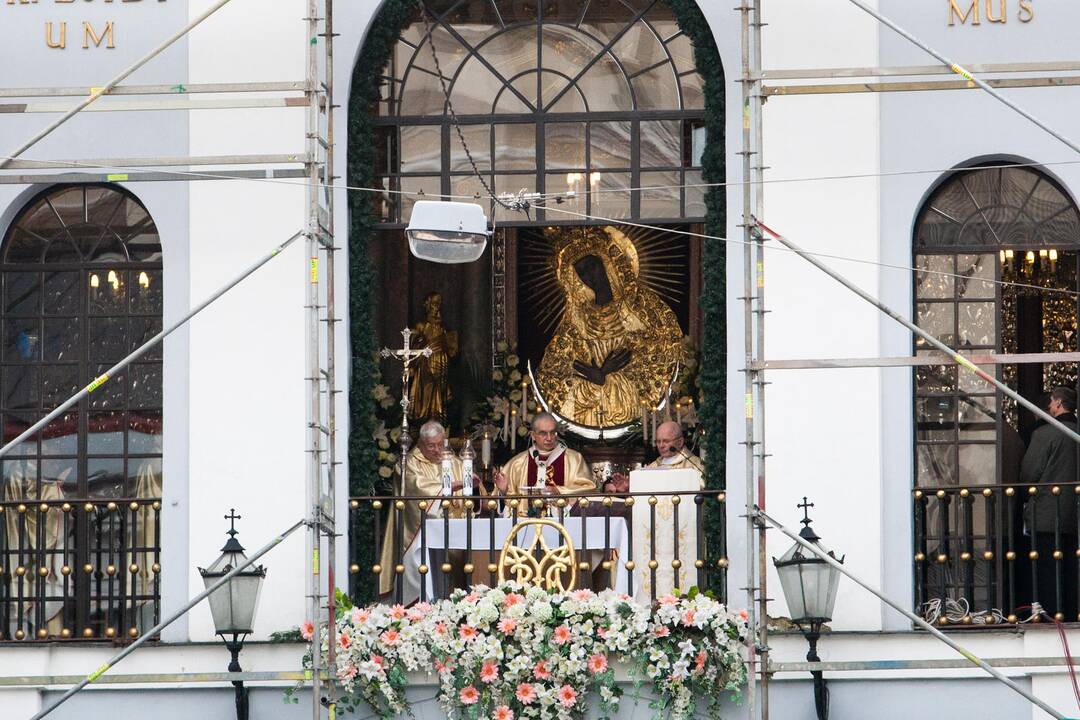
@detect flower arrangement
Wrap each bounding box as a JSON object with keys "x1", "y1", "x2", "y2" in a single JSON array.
[
  {"x1": 469, "y1": 341, "x2": 538, "y2": 452},
  {"x1": 370, "y1": 383, "x2": 401, "y2": 483},
  {"x1": 313, "y1": 584, "x2": 748, "y2": 720}
]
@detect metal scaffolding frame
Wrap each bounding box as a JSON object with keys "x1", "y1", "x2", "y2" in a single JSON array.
[
  {"x1": 0, "y1": 2, "x2": 339, "y2": 719},
  {"x1": 739, "y1": 2, "x2": 1080, "y2": 719}
]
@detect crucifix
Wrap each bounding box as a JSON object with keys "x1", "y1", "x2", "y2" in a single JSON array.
[
  {"x1": 798, "y1": 497, "x2": 815, "y2": 529},
  {"x1": 380, "y1": 327, "x2": 432, "y2": 495},
  {"x1": 224, "y1": 508, "x2": 242, "y2": 537}
]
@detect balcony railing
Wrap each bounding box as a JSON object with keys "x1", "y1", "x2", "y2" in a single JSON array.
[
  {"x1": 914, "y1": 482, "x2": 1080, "y2": 625},
  {"x1": 0, "y1": 497, "x2": 161, "y2": 641},
  {"x1": 349, "y1": 489, "x2": 727, "y2": 605}
]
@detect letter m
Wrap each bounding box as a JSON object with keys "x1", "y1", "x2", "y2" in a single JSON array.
[
  {"x1": 949, "y1": 0, "x2": 981, "y2": 25},
  {"x1": 83, "y1": 21, "x2": 115, "y2": 49}
]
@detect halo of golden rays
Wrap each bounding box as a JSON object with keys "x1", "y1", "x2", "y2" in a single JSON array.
[{"x1": 518, "y1": 224, "x2": 687, "y2": 337}]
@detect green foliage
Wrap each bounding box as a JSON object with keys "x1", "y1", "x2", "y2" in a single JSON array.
[
  {"x1": 667, "y1": 0, "x2": 728, "y2": 601},
  {"x1": 346, "y1": 0, "x2": 417, "y2": 604}
]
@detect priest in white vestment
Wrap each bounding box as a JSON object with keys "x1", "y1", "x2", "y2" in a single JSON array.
[
  {"x1": 379, "y1": 420, "x2": 469, "y2": 603},
  {"x1": 646, "y1": 421, "x2": 704, "y2": 478},
  {"x1": 493, "y1": 412, "x2": 596, "y2": 498}
]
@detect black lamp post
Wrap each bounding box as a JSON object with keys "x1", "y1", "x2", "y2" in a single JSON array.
[
  {"x1": 773, "y1": 498, "x2": 844, "y2": 720},
  {"x1": 198, "y1": 509, "x2": 266, "y2": 720}
]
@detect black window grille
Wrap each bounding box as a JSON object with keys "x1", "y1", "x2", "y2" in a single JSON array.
[
  {"x1": 0, "y1": 184, "x2": 162, "y2": 641},
  {"x1": 912, "y1": 164, "x2": 1080, "y2": 623},
  {"x1": 371, "y1": 0, "x2": 707, "y2": 226}
]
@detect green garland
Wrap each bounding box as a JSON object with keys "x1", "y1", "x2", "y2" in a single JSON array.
[
  {"x1": 346, "y1": 0, "x2": 416, "y2": 603},
  {"x1": 667, "y1": 0, "x2": 727, "y2": 599},
  {"x1": 348, "y1": 0, "x2": 726, "y2": 601}
]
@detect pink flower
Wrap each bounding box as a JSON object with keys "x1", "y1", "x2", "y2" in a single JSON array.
[
  {"x1": 371, "y1": 655, "x2": 385, "y2": 668},
  {"x1": 493, "y1": 704, "x2": 514, "y2": 720},
  {"x1": 498, "y1": 618, "x2": 518, "y2": 634},
  {"x1": 695, "y1": 651, "x2": 707, "y2": 672},
  {"x1": 738, "y1": 608, "x2": 749, "y2": 621},
  {"x1": 479, "y1": 661, "x2": 499, "y2": 684},
  {"x1": 434, "y1": 659, "x2": 450, "y2": 673},
  {"x1": 389, "y1": 604, "x2": 406, "y2": 620},
  {"x1": 515, "y1": 683, "x2": 537, "y2": 705},
  {"x1": 464, "y1": 592, "x2": 480, "y2": 603},
  {"x1": 300, "y1": 621, "x2": 314, "y2": 641},
  {"x1": 653, "y1": 625, "x2": 671, "y2": 638},
  {"x1": 459, "y1": 624, "x2": 479, "y2": 642},
  {"x1": 572, "y1": 589, "x2": 594, "y2": 601},
  {"x1": 504, "y1": 592, "x2": 525, "y2": 607},
  {"x1": 597, "y1": 626, "x2": 609, "y2": 638},
  {"x1": 534, "y1": 660, "x2": 552, "y2": 680},
  {"x1": 337, "y1": 663, "x2": 358, "y2": 682},
  {"x1": 557, "y1": 684, "x2": 578, "y2": 708},
  {"x1": 406, "y1": 607, "x2": 426, "y2": 621},
  {"x1": 658, "y1": 595, "x2": 678, "y2": 606},
  {"x1": 350, "y1": 608, "x2": 370, "y2": 625},
  {"x1": 552, "y1": 625, "x2": 572, "y2": 645},
  {"x1": 379, "y1": 629, "x2": 401, "y2": 646},
  {"x1": 682, "y1": 609, "x2": 696, "y2": 626},
  {"x1": 435, "y1": 621, "x2": 448, "y2": 636},
  {"x1": 587, "y1": 654, "x2": 608, "y2": 674},
  {"x1": 459, "y1": 686, "x2": 480, "y2": 705},
  {"x1": 337, "y1": 632, "x2": 352, "y2": 650}
]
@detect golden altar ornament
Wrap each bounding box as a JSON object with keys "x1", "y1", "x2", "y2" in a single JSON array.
[
  {"x1": 535, "y1": 226, "x2": 683, "y2": 427},
  {"x1": 498, "y1": 519, "x2": 577, "y2": 592}
]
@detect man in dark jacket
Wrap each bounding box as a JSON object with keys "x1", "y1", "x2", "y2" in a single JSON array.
[{"x1": 1020, "y1": 386, "x2": 1079, "y2": 620}]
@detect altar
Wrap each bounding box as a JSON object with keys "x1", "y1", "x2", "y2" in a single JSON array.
[{"x1": 410, "y1": 516, "x2": 632, "y2": 599}]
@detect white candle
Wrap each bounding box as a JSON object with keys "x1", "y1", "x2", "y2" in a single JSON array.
[
  {"x1": 503, "y1": 406, "x2": 509, "y2": 442},
  {"x1": 676, "y1": 401, "x2": 683, "y2": 425},
  {"x1": 481, "y1": 432, "x2": 492, "y2": 468},
  {"x1": 511, "y1": 408, "x2": 518, "y2": 451},
  {"x1": 641, "y1": 405, "x2": 648, "y2": 442},
  {"x1": 651, "y1": 406, "x2": 658, "y2": 440},
  {"x1": 520, "y1": 379, "x2": 528, "y2": 419}
]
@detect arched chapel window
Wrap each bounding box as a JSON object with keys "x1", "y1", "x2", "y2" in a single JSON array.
[
  {"x1": 0, "y1": 184, "x2": 162, "y2": 640},
  {"x1": 372, "y1": 0, "x2": 708, "y2": 225},
  {"x1": 912, "y1": 163, "x2": 1080, "y2": 622}
]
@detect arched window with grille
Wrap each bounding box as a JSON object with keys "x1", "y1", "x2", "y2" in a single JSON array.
[
  {"x1": 0, "y1": 184, "x2": 162, "y2": 641},
  {"x1": 372, "y1": 0, "x2": 708, "y2": 225},
  {"x1": 911, "y1": 163, "x2": 1080, "y2": 624}
]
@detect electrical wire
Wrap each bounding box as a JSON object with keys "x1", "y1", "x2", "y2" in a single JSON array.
[
  {"x1": 5, "y1": 151, "x2": 1078, "y2": 299},
  {"x1": 5, "y1": 156, "x2": 1080, "y2": 299},
  {"x1": 542, "y1": 202, "x2": 1080, "y2": 299},
  {"x1": 532, "y1": 157, "x2": 1080, "y2": 201}
]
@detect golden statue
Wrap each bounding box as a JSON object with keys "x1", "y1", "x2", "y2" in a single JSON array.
[
  {"x1": 407, "y1": 292, "x2": 458, "y2": 421},
  {"x1": 536, "y1": 226, "x2": 683, "y2": 426}
]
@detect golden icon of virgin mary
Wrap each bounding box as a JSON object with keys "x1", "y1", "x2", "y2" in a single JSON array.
[{"x1": 535, "y1": 226, "x2": 683, "y2": 427}]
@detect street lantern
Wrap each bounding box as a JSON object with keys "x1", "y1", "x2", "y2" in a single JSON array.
[
  {"x1": 406, "y1": 200, "x2": 490, "y2": 263},
  {"x1": 198, "y1": 509, "x2": 265, "y2": 720},
  {"x1": 773, "y1": 497, "x2": 844, "y2": 720}
]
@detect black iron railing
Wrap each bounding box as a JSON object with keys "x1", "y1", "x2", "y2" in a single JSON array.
[
  {"x1": 0, "y1": 497, "x2": 161, "y2": 641},
  {"x1": 914, "y1": 483, "x2": 1080, "y2": 624},
  {"x1": 349, "y1": 490, "x2": 727, "y2": 605}
]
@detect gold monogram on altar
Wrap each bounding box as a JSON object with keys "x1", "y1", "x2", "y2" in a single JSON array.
[{"x1": 498, "y1": 519, "x2": 578, "y2": 592}]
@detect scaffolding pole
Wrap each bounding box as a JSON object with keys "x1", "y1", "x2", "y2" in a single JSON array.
[
  {"x1": 738, "y1": 2, "x2": 766, "y2": 718},
  {"x1": 303, "y1": 1, "x2": 339, "y2": 718},
  {"x1": 305, "y1": 0, "x2": 327, "y2": 717}
]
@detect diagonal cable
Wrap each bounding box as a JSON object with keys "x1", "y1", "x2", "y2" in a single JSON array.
[
  {"x1": 0, "y1": 0, "x2": 236, "y2": 169},
  {"x1": 843, "y1": 0, "x2": 1080, "y2": 157}
]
